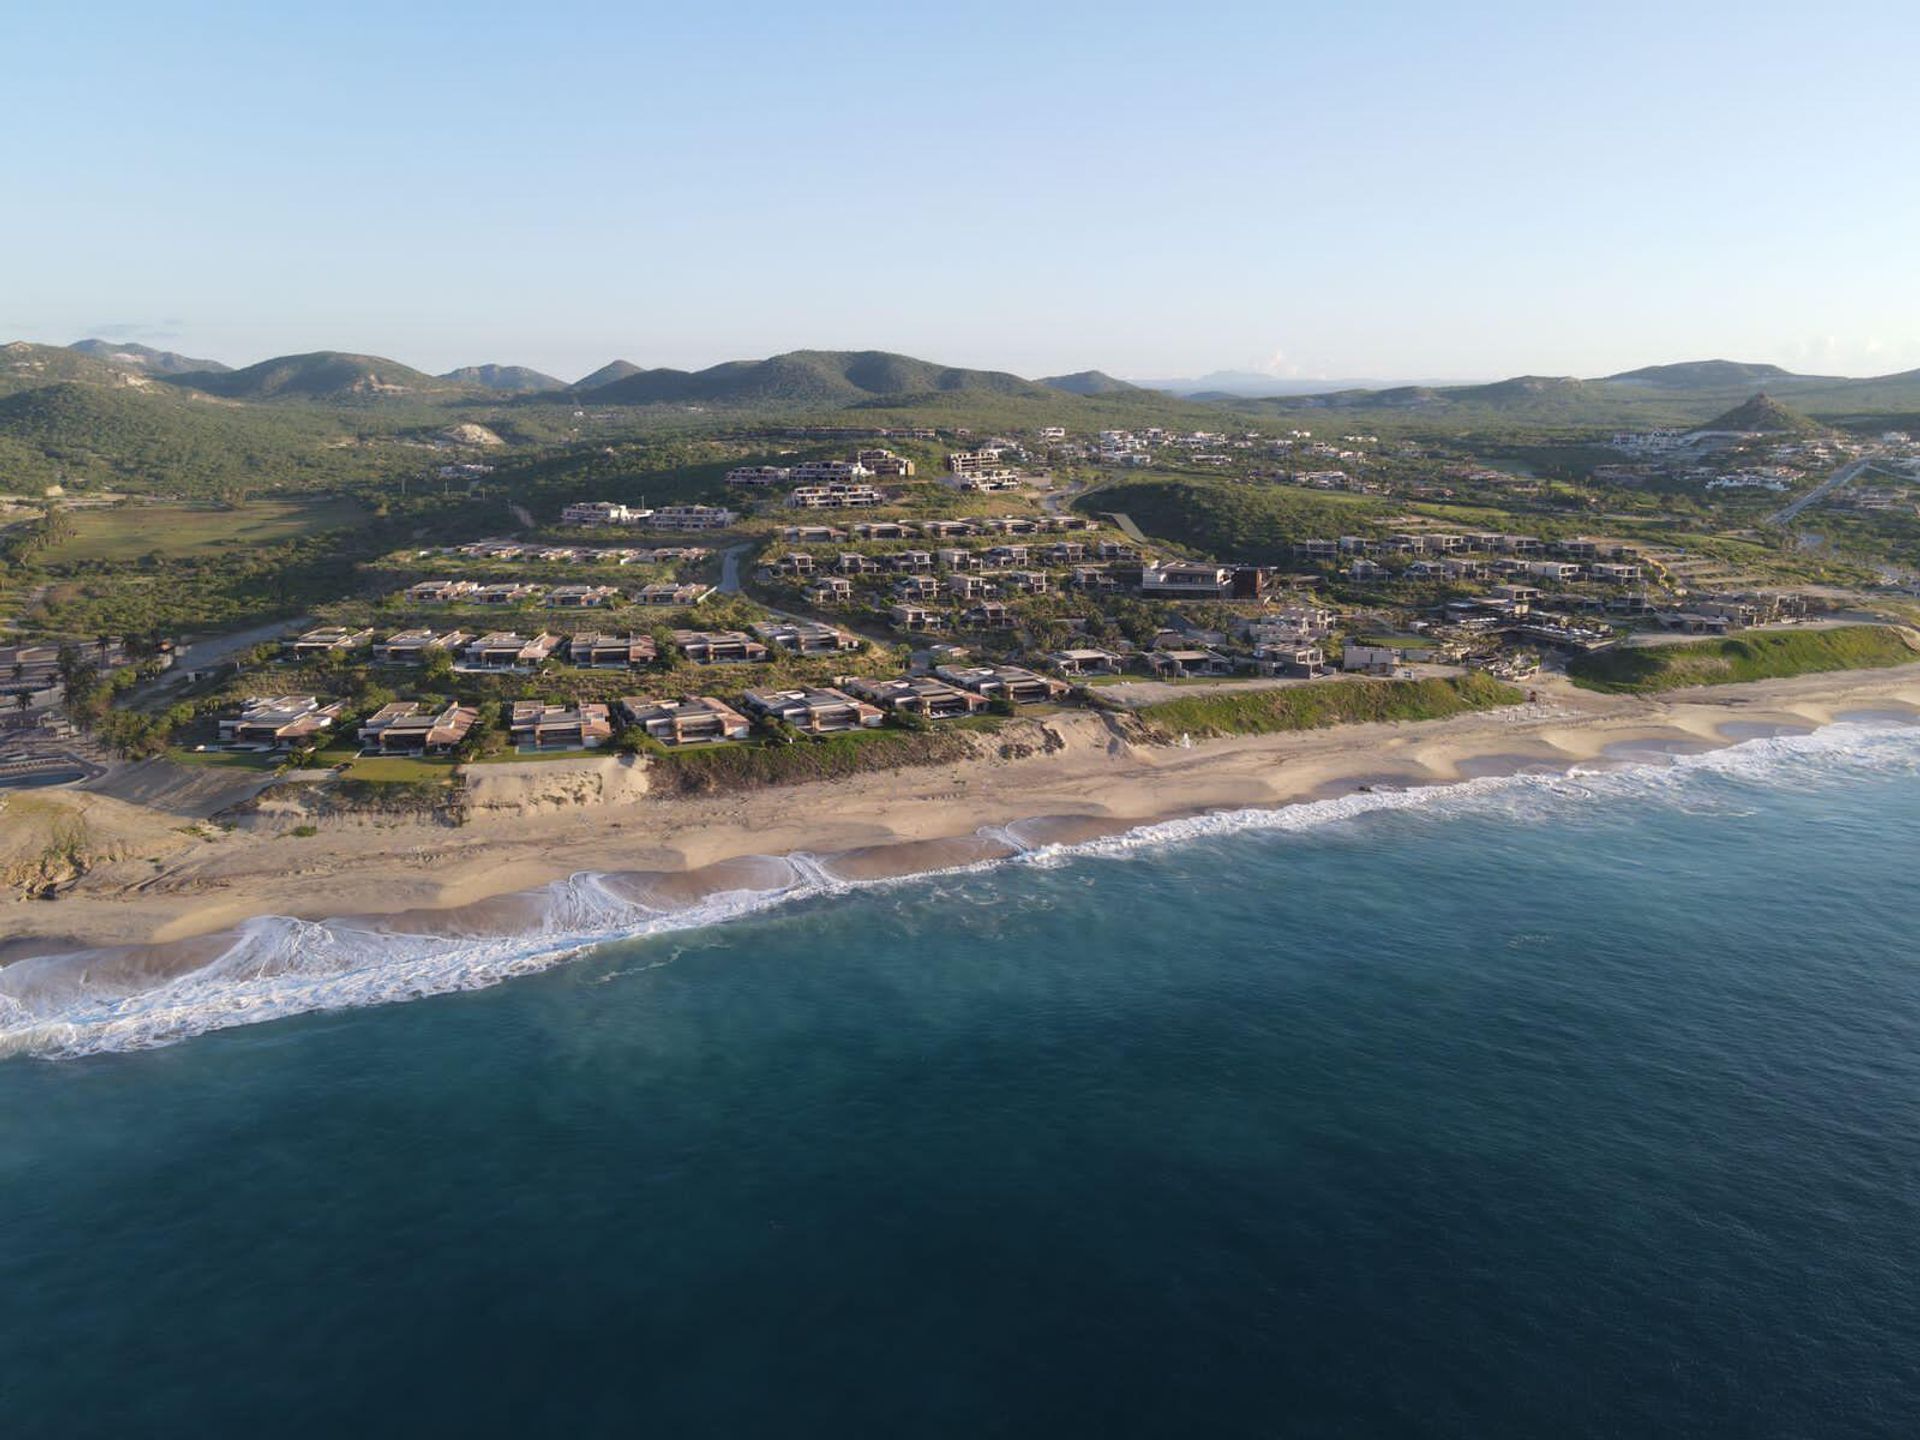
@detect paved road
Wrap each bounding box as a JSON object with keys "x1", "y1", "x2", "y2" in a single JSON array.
[
  {"x1": 1768, "y1": 457, "x2": 1874, "y2": 525},
  {"x1": 717, "y1": 543, "x2": 747, "y2": 593}
]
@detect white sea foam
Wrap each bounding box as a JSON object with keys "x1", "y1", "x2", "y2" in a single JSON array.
[{"x1": 5, "y1": 721, "x2": 1918, "y2": 1060}]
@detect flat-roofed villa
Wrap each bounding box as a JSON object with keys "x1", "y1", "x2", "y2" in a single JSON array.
[
  {"x1": 1254, "y1": 642, "x2": 1326, "y2": 678},
  {"x1": 1142, "y1": 562, "x2": 1234, "y2": 599},
  {"x1": 961, "y1": 600, "x2": 1015, "y2": 629},
  {"x1": 357, "y1": 701, "x2": 480, "y2": 754},
  {"x1": 286, "y1": 625, "x2": 374, "y2": 658},
  {"x1": 893, "y1": 575, "x2": 942, "y2": 602},
  {"x1": 508, "y1": 700, "x2": 613, "y2": 751},
  {"x1": 781, "y1": 524, "x2": 846, "y2": 544},
  {"x1": 853, "y1": 520, "x2": 914, "y2": 541},
  {"x1": 374, "y1": 628, "x2": 472, "y2": 664},
  {"x1": 1047, "y1": 647, "x2": 1125, "y2": 677},
  {"x1": 1145, "y1": 648, "x2": 1236, "y2": 678},
  {"x1": 937, "y1": 547, "x2": 981, "y2": 572},
  {"x1": 806, "y1": 576, "x2": 854, "y2": 604},
  {"x1": 752, "y1": 620, "x2": 860, "y2": 655},
  {"x1": 673, "y1": 629, "x2": 770, "y2": 665},
  {"x1": 616, "y1": 695, "x2": 751, "y2": 745},
  {"x1": 842, "y1": 675, "x2": 988, "y2": 719},
  {"x1": 634, "y1": 582, "x2": 714, "y2": 607},
  {"x1": 888, "y1": 603, "x2": 946, "y2": 631},
  {"x1": 463, "y1": 631, "x2": 561, "y2": 670},
  {"x1": 567, "y1": 632, "x2": 659, "y2": 669},
  {"x1": 740, "y1": 686, "x2": 884, "y2": 733},
  {"x1": 474, "y1": 582, "x2": 545, "y2": 606},
  {"x1": 646, "y1": 504, "x2": 738, "y2": 532},
  {"x1": 949, "y1": 575, "x2": 994, "y2": 602},
  {"x1": 545, "y1": 584, "x2": 622, "y2": 608},
  {"x1": 218, "y1": 695, "x2": 346, "y2": 748},
  {"x1": 837, "y1": 553, "x2": 881, "y2": 575},
  {"x1": 404, "y1": 579, "x2": 479, "y2": 605},
  {"x1": 934, "y1": 664, "x2": 1068, "y2": 705},
  {"x1": 777, "y1": 552, "x2": 818, "y2": 576}
]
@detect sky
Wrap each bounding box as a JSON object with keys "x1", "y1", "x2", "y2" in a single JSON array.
[{"x1": 5, "y1": 0, "x2": 1919, "y2": 384}]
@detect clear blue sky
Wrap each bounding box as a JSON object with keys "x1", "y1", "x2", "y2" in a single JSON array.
[{"x1": 5, "y1": 0, "x2": 1917, "y2": 383}]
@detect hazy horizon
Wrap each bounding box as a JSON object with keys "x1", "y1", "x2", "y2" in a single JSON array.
[{"x1": 7, "y1": 0, "x2": 1918, "y2": 383}]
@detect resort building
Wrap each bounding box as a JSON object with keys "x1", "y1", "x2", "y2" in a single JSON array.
[
  {"x1": 508, "y1": 701, "x2": 613, "y2": 751},
  {"x1": 356, "y1": 701, "x2": 480, "y2": 754},
  {"x1": 285, "y1": 626, "x2": 374, "y2": 658},
  {"x1": 615, "y1": 695, "x2": 752, "y2": 746},
  {"x1": 672, "y1": 630, "x2": 770, "y2": 665},
  {"x1": 373, "y1": 629, "x2": 472, "y2": 664},
  {"x1": 739, "y1": 687, "x2": 885, "y2": 733},
  {"x1": 463, "y1": 632, "x2": 561, "y2": 670},
  {"x1": 646, "y1": 505, "x2": 738, "y2": 532},
  {"x1": 561, "y1": 501, "x2": 648, "y2": 526},
  {"x1": 934, "y1": 664, "x2": 1068, "y2": 705},
  {"x1": 545, "y1": 584, "x2": 622, "y2": 608},
  {"x1": 751, "y1": 620, "x2": 860, "y2": 655},
  {"x1": 842, "y1": 675, "x2": 989, "y2": 719},
  {"x1": 566, "y1": 633, "x2": 659, "y2": 669},
  {"x1": 218, "y1": 695, "x2": 346, "y2": 748}
]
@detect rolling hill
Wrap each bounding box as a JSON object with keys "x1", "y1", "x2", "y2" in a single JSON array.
[
  {"x1": 587, "y1": 350, "x2": 1055, "y2": 409},
  {"x1": 69, "y1": 339, "x2": 232, "y2": 375},
  {"x1": 1040, "y1": 370, "x2": 1142, "y2": 397},
  {"x1": 1605, "y1": 360, "x2": 1813, "y2": 389},
  {"x1": 1697, "y1": 393, "x2": 1824, "y2": 434},
  {"x1": 573, "y1": 360, "x2": 644, "y2": 390},
  {"x1": 161, "y1": 351, "x2": 472, "y2": 401},
  {"x1": 439, "y1": 364, "x2": 565, "y2": 393}
]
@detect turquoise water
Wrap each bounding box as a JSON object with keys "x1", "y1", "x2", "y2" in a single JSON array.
[{"x1": 4, "y1": 724, "x2": 1920, "y2": 1436}]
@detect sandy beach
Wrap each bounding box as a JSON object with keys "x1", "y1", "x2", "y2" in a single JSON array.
[{"x1": 6, "y1": 664, "x2": 1920, "y2": 963}]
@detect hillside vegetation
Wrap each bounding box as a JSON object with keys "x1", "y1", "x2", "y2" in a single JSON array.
[
  {"x1": 1566, "y1": 625, "x2": 1918, "y2": 693},
  {"x1": 1080, "y1": 478, "x2": 1389, "y2": 561},
  {"x1": 1139, "y1": 672, "x2": 1523, "y2": 737}
]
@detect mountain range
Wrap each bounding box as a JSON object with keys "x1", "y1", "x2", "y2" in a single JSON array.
[{"x1": 5, "y1": 341, "x2": 1920, "y2": 429}]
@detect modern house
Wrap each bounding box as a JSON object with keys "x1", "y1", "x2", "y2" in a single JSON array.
[
  {"x1": 373, "y1": 629, "x2": 472, "y2": 664},
  {"x1": 751, "y1": 621, "x2": 860, "y2": 655},
  {"x1": 672, "y1": 630, "x2": 770, "y2": 665},
  {"x1": 566, "y1": 633, "x2": 659, "y2": 669},
  {"x1": 806, "y1": 576, "x2": 854, "y2": 604},
  {"x1": 285, "y1": 625, "x2": 374, "y2": 659},
  {"x1": 1145, "y1": 648, "x2": 1235, "y2": 678},
  {"x1": 218, "y1": 695, "x2": 345, "y2": 748},
  {"x1": 545, "y1": 584, "x2": 622, "y2": 608},
  {"x1": 404, "y1": 580, "x2": 479, "y2": 605},
  {"x1": 646, "y1": 505, "x2": 738, "y2": 531},
  {"x1": 356, "y1": 701, "x2": 480, "y2": 754},
  {"x1": 843, "y1": 675, "x2": 988, "y2": 719},
  {"x1": 463, "y1": 631, "x2": 561, "y2": 670},
  {"x1": 507, "y1": 701, "x2": 613, "y2": 751},
  {"x1": 1141, "y1": 562, "x2": 1234, "y2": 599},
  {"x1": 934, "y1": 664, "x2": 1068, "y2": 705},
  {"x1": 615, "y1": 695, "x2": 751, "y2": 745},
  {"x1": 634, "y1": 583, "x2": 714, "y2": 607},
  {"x1": 1046, "y1": 648, "x2": 1125, "y2": 677},
  {"x1": 740, "y1": 687, "x2": 885, "y2": 733}
]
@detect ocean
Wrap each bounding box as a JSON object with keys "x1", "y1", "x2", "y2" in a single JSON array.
[{"x1": 4, "y1": 721, "x2": 1920, "y2": 1437}]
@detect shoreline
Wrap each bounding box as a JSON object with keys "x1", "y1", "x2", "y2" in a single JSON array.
[{"x1": 6, "y1": 665, "x2": 1920, "y2": 968}]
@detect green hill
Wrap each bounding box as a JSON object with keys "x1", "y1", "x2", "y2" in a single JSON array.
[
  {"x1": 1040, "y1": 370, "x2": 1141, "y2": 396},
  {"x1": 588, "y1": 349, "x2": 1054, "y2": 409},
  {"x1": 1567, "y1": 625, "x2": 1917, "y2": 693},
  {"x1": 162, "y1": 351, "x2": 471, "y2": 401},
  {"x1": 0, "y1": 381, "x2": 388, "y2": 493},
  {"x1": 440, "y1": 364, "x2": 565, "y2": 393},
  {"x1": 1606, "y1": 360, "x2": 1809, "y2": 389},
  {"x1": 1, "y1": 340, "x2": 162, "y2": 395},
  {"x1": 1697, "y1": 393, "x2": 1823, "y2": 434},
  {"x1": 1076, "y1": 477, "x2": 1389, "y2": 562},
  {"x1": 573, "y1": 360, "x2": 644, "y2": 390},
  {"x1": 69, "y1": 339, "x2": 232, "y2": 375}
]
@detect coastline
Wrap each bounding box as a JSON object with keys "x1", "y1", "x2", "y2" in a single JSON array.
[{"x1": 6, "y1": 663, "x2": 1920, "y2": 969}]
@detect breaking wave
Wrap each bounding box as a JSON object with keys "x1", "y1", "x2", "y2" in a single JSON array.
[{"x1": 5, "y1": 720, "x2": 1918, "y2": 1060}]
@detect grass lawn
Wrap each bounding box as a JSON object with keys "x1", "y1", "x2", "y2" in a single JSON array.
[
  {"x1": 44, "y1": 497, "x2": 367, "y2": 564},
  {"x1": 339, "y1": 754, "x2": 458, "y2": 783},
  {"x1": 166, "y1": 746, "x2": 283, "y2": 770},
  {"x1": 468, "y1": 747, "x2": 613, "y2": 764},
  {"x1": 1567, "y1": 624, "x2": 1918, "y2": 693}
]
